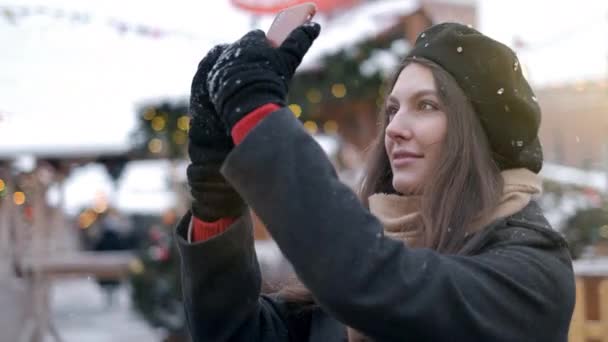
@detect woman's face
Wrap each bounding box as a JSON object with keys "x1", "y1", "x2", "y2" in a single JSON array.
[{"x1": 384, "y1": 63, "x2": 447, "y2": 194}]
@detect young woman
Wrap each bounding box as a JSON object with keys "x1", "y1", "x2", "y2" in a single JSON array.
[{"x1": 177, "y1": 22, "x2": 575, "y2": 341}]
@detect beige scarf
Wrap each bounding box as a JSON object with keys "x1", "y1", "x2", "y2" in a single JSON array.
[{"x1": 346, "y1": 168, "x2": 542, "y2": 342}]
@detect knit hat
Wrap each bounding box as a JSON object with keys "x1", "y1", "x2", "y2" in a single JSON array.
[{"x1": 406, "y1": 22, "x2": 543, "y2": 173}]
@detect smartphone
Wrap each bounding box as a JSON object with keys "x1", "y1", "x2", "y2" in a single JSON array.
[{"x1": 267, "y1": 2, "x2": 317, "y2": 47}]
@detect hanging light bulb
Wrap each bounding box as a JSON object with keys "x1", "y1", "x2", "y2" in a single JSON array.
[{"x1": 289, "y1": 104, "x2": 302, "y2": 118}]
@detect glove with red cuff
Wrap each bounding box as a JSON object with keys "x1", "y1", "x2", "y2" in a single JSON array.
[
  {"x1": 188, "y1": 44, "x2": 246, "y2": 225},
  {"x1": 206, "y1": 22, "x2": 321, "y2": 133}
]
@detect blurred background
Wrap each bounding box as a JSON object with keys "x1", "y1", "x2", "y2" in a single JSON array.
[{"x1": 0, "y1": 0, "x2": 607, "y2": 341}]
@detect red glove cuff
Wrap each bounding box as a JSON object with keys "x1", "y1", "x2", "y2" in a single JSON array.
[
  {"x1": 191, "y1": 216, "x2": 236, "y2": 242},
  {"x1": 190, "y1": 103, "x2": 281, "y2": 242},
  {"x1": 231, "y1": 103, "x2": 281, "y2": 144}
]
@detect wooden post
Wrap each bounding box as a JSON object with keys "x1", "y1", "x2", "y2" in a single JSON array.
[
  {"x1": 600, "y1": 280, "x2": 608, "y2": 342},
  {"x1": 570, "y1": 278, "x2": 586, "y2": 342}
]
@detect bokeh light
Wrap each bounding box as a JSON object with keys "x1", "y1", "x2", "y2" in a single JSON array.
[
  {"x1": 13, "y1": 191, "x2": 25, "y2": 205},
  {"x1": 331, "y1": 83, "x2": 347, "y2": 98},
  {"x1": 151, "y1": 116, "x2": 166, "y2": 131},
  {"x1": 177, "y1": 115, "x2": 190, "y2": 131},
  {"x1": 289, "y1": 104, "x2": 302, "y2": 118},
  {"x1": 303, "y1": 121, "x2": 318, "y2": 134},
  {"x1": 148, "y1": 138, "x2": 163, "y2": 153}
]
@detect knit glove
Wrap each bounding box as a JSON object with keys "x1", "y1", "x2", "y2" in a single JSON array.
[
  {"x1": 207, "y1": 22, "x2": 321, "y2": 130},
  {"x1": 188, "y1": 44, "x2": 245, "y2": 221}
]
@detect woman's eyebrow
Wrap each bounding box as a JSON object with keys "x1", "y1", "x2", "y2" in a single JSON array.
[
  {"x1": 388, "y1": 90, "x2": 437, "y2": 103},
  {"x1": 412, "y1": 89, "x2": 438, "y2": 99}
]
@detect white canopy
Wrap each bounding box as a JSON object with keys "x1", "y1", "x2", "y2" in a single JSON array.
[{"x1": 0, "y1": 0, "x2": 420, "y2": 158}]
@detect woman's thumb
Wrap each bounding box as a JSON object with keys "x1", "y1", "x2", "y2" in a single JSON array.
[{"x1": 279, "y1": 22, "x2": 321, "y2": 71}]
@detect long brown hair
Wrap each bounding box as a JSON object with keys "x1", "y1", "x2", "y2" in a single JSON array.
[
  {"x1": 275, "y1": 57, "x2": 504, "y2": 307},
  {"x1": 361, "y1": 57, "x2": 503, "y2": 253}
]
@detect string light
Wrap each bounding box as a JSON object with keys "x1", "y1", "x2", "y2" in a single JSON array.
[
  {"x1": 303, "y1": 121, "x2": 318, "y2": 134},
  {"x1": 173, "y1": 131, "x2": 187, "y2": 145},
  {"x1": 128, "y1": 259, "x2": 145, "y2": 274},
  {"x1": 143, "y1": 108, "x2": 156, "y2": 120},
  {"x1": 323, "y1": 120, "x2": 338, "y2": 134},
  {"x1": 13, "y1": 191, "x2": 25, "y2": 205},
  {"x1": 331, "y1": 83, "x2": 347, "y2": 98},
  {"x1": 78, "y1": 209, "x2": 97, "y2": 229},
  {"x1": 0, "y1": 179, "x2": 5, "y2": 192},
  {"x1": 148, "y1": 138, "x2": 163, "y2": 153},
  {"x1": 151, "y1": 116, "x2": 166, "y2": 131},
  {"x1": 288, "y1": 104, "x2": 302, "y2": 118},
  {"x1": 177, "y1": 115, "x2": 190, "y2": 131},
  {"x1": 306, "y1": 89, "x2": 322, "y2": 103}
]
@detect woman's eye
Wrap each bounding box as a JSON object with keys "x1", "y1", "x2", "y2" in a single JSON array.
[
  {"x1": 386, "y1": 105, "x2": 398, "y2": 119},
  {"x1": 418, "y1": 100, "x2": 438, "y2": 111}
]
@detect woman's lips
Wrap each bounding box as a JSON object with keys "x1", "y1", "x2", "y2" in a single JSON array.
[{"x1": 392, "y1": 151, "x2": 423, "y2": 167}]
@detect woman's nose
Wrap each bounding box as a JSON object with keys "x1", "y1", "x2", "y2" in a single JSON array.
[{"x1": 386, "y1": 114, "x2": 413, "y2": 142}]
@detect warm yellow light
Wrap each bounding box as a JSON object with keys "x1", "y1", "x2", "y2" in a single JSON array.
[
  {"x1": 143, "y1": 107, "x2": 156, "y2": 120},
  {"x1": 323, "y1": 120, "x2": 338, "y2": 134},
  {"x1": 173, "y1": 130, "x2": 187, "y2": 145},
  {"x1": 148, "y1": 138, "x2": 163, "y2": 153},
  {"x1": 0, "y1": 179, "x2": 5, "y2": 192},
  {"x1": 331, "y1": 83, "x2": 347, "y2": 98},
  {"x1": 289, "y1": 104, "x2": 302, "y2": 118},
  {"x1": 151, "y1": 116, "x2": 166, "y2": 131},
  {"x1": 177, "y1": 115, "x2": 190, "y2": 131},
  {"x1": 306, "y1": 89, "x2": 322, "y2": 103},
  {"x1": 78, "y1": 210, "x2": 97, "y2": 229},
  {"x1": 303, "y1": 121, "x2": 318, "y2": 134},
  {"x1": 13, "y1": 191, "x2": 25, "y2": 205},
  {"x1": 128, "y1": 259, "x2": 145, "y2": 274}
]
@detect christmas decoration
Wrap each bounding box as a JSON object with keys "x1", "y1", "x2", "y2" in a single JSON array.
[
  {"x1": 288, "y1": 32, "x2": 408, "y2": 143},
  {"x1": 132, "y1": 101, "x2": 189, "y2": 160},
  {"x1": 129, "y1": 213, "x2": 188, "y2": 341}
]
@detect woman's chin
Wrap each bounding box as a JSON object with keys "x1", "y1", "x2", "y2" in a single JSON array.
[{"x1": 392, "y1": 175, "x2": 421, "y2": 195}]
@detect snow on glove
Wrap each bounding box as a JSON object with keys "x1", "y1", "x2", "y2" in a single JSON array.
[
  {"x1": 207, "y1": 22, "x2": 321, "y2": 130},
  {"x1": 188, "y1": 44, "x2": 245, "y2": 221}
]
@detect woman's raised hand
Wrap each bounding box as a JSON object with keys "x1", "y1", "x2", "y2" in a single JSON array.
[
  {"x1": 188, "y1": 43, "x2": 245, "y2": 221},
  {"x1": 206, "y1": 22, "x2": 321, "y2": 130}
]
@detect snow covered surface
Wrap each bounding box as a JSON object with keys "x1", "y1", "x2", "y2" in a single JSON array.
[
  {"x1": 48, "y1": 278, "x2": 161, "y2": 342},
  {"x1": 55, "y1": 134, "x2": 336, "y2": 215},
  {"x1": 573, "y1": 257, "x2": 608, "y2": 276},
  {"x1": 2, "y1": 0, "x2": 606, "y2": 166},
  {"x1": 541, "y1": 162, "x2": 607, "y2": 193},
  {"x1": 0, "y1": 0, "x2": 419, "y2": 157}
]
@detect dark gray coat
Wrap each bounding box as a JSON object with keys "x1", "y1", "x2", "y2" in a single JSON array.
[{"x1": 176, "y1": 108, "x2": 575, "y2": 341}]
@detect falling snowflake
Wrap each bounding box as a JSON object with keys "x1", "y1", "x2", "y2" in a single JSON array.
[
  {"x1": 457, "y1": 46, "x2": 463, "y2": 53},
  {"x1": 497, "y1": 88, "x2": 504, "y2": 95}
]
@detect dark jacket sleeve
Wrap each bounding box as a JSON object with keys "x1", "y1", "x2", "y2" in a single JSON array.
[
  {"x1": 175, "y1": 211, "x2": 300, "y2": 341},
  {"x1": 221, "y1": 108, "x2": 575, "y2": 342}
]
